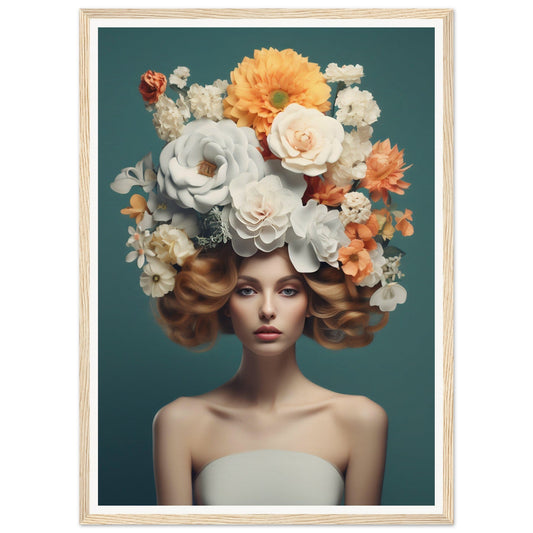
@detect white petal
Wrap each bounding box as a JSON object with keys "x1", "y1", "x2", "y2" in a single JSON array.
[{"x1": 288, "y1": 239, "x2": 320, "y2": 273}]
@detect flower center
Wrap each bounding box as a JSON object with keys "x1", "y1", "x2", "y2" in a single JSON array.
[
  {"x1": 157, "y1": 202, "x2": 167, "y2": 210},
  {"x1": 292, "y1": 129, "x2": 314, "y2": 151},
  {"x1": 152, "y1": 274, "x2": 160, "y2": 282},
  {"x1": 269, "y1": 89, "x2": 289, "y2": 109},
  {"x1": 197, "y1": 160, "x2": 217, "y2": 177}
]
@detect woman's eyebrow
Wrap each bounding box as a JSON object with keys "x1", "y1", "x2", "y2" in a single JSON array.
[{"x1": 236, "y1": 275, "x2": 302, "y2": 284}]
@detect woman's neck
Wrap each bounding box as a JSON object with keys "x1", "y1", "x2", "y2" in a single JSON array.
[{"x1": 229, "y1": 346, "x2": 310, "y2": 410}]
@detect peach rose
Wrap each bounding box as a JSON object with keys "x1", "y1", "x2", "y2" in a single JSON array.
[{"x1": 139, "y1": 70, "x2": 167, "y2": 104}]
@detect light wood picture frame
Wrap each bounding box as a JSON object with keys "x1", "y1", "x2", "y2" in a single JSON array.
[{"x1": 80, "y1": 8, "x2": 453, "y2": 525}]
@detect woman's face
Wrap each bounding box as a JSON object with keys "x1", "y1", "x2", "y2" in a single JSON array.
[{"x1": 228, "y1": 247, "x2": 309, "y2": 357}]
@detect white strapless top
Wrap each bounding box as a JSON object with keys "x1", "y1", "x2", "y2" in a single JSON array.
[{"x1": 193, "y1": 449, "x2": 345, "y2": 505}]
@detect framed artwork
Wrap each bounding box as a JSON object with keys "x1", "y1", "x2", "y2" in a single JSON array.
[{"x1": 80, "y1": 8, "x2": 453, "y2": 525}]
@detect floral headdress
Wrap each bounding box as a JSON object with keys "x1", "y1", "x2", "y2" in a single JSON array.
[{"x1": 111, "y1": 48, "x2": 414, "y2": 312}]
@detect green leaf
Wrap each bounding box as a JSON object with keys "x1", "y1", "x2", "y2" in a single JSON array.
[{"x1": 383, "y1": 245, "x2": 406, "y2": 258}]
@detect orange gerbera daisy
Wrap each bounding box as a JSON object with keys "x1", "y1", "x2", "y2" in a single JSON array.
[
  {"x1": 394, "y1": 208, "x2": 414, "y2": 236},
  {"x1": 302, "y1": 176, "x2": 351, "y2": 207},
  {"x1": 338, "y1": 239, "x2": 373, "y2": 284},
  {"x1": 223, "y1": 48, "x2": 331, "y2": 139},
  {"x1": 360, "y1": 139, "x2": 412, "y2": 203},
  {"x1": 120, "y1": 194, "x2": 149, "y2": 224},
  {"x1": 344, "y1": 213, "x2": 379, "y2": 251}
]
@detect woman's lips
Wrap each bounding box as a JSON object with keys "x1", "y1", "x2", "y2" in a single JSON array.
[{"x1": 254, "y1": 326, "x2": 281, "y2": 341}]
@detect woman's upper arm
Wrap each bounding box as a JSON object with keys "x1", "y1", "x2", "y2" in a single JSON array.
[
  {"x1": 343, "y1": 398, "x2": 388, "y2": 506},
  {"x1": 152, "y1": 398, "x2": 194, "y2": 505}
]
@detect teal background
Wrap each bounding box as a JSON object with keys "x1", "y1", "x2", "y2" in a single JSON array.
[{"x1": 98, "y1": 26, "x2": 435, "y2": 506}]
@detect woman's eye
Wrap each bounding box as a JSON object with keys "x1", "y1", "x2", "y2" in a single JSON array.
[
  {"x1": 237, "y1": 287, "x2": 255, "y2": 296},
  {"x1": 280, "y1": 288, "x2": 298, "y2": 297}
]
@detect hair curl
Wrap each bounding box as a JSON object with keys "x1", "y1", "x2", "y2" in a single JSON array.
[{"x1": 156, "y1": 244, "x2": 388, "y2": 351}]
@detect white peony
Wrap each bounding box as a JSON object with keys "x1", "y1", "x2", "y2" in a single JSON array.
[
  {"x1": 335, "y1": 87, "x2": 380, "y2": 128},
  {"x1": 286, "y1": 200, "x2": 350, "y2": 273},
  {"x1": 149, "y1": 224, "x2": 196, "y2": 266},
  {"x1": 359, "y1": 244, "x2": 387, "y2": 288},
  {"x1": 157, "y1": 118, "x2": 265, "y2": 214},
  {"x1": 267, "y1": 103, "x2": 345, "y2": 177},
  {"x1": 339, "y1": 191, "x2": 372, "y2": 225},
  {"x1": 187, "y1": 83, "x2": 225, "y2": 121},
  {"x1": 169, "y1": 66, "x2": 190, "y2": 89},
  {"x1": 226, "y1": 174, "x2": 301, "y2": 257},
  {"x1": 324, "y1": 63, "x2": 364, "y2": 85},
  {"x1": 139, "y1": 258, "x2": 177, "y2": 298},
  {"x1": 369, "y1": 282, "x2": 407, "y2": 312},
  {"x1": 152, "y1": 94, "x2": 190, "y2": 142}
]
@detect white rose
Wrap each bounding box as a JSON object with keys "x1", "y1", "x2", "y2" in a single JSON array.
[
  {"x1": 226, "y1": 174, "x2": 301, "y2": 257},
  {"x1": 157, "y1": 118, "x2": 265, "y2": 214},
  {"x1": 286, "y1": 200, "x2": 350, "y2": 273},
  {"x1": 150, "y1": 224, "x2": 196, "y2": 266},
  {"x1": 267, "y1": 103, "x2": 345, "y2": 177}
]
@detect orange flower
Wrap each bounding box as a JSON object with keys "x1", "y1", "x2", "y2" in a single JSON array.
[
  {"x1": 394, "y1": 208, "x2": 414, "y2": 236},
  {"x1": 302, "y1": 176, "x2": 350, "y2": 207},
  {"x1": 338, "y1": 239, "x2": 373, "y2": 284},
  {"x1": 223, "y1": 48, "x2": 331, "y2": 139},
  {"x1": 139, "y1": 70, "x2": 167, "y2": 104},
  {"x1": 121, "y1": 194, "x2": 149, "y2": 224},
  {"x1": 360, "y1": 139, "x2": 412, "y2": 203},
  {"x1": 344, "y1": 213, "x2": 379, "y2": 250},
  {"x1": 373, "y1": 208, "x2": 396, "y2": 241}
]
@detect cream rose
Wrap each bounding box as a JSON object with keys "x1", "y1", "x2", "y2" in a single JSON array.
[
  {"x1": 266, "y1": 103, "x2": 344, "y2": 176},
  {"x1": 149, "y1": 224, "x2": 196, "y2": 266}
]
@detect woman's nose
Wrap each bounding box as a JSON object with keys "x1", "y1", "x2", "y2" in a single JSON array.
[{"x1": 259, "y1": 294, "x2": 276, "y2": 320}]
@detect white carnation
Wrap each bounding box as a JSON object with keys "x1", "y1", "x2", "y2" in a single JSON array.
[
  {"x1": 213, "y1": 79, "x2": 229, "y2": 92},
  {"x1": 187, "y1": 83, "x2": 225, "y2": 121},
  {"x1": 324, "y1": 63, "x2": 364, "y2": 85},
  {"x1": 169, "y1": 66, "x2": 190, "y2": 89},
  {"x1": 152, "y1": 95, "x2": 190, "y2": 142},
  {"x1": 335, "y1": 87, "x2": 380, "y2": 128},
  {"x1": 339, "y1": 191, "x2": 372, "y2": 225},
  {"x1": 324, "y1": 126, "x2": 373, "y2": 186}
]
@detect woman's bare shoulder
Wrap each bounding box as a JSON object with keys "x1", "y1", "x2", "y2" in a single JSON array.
[
  {"x1": 153, "y1": 395, "x2": 209, "y2": 429},
  {"x1": 329, "y1": 392, "x2": 388, "y2": 429}
]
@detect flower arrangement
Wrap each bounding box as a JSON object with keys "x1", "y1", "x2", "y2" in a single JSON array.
[{"x1": 111, "y1": 48, "x2": 414, "y2": 311}]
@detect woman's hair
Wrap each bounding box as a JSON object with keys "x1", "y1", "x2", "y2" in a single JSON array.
[{"x1": 156, "y1": 244, "x2": 388, "y2": 350}]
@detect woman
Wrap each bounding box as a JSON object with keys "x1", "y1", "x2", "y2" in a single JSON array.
[
  {"x1": 153, "y1": 245, "x2": 388, "y2": 505},
  {"x1": 111, "y1": 47, "x2": 413, "y2": 506}
]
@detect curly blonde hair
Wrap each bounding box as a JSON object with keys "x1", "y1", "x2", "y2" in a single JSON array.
[{"x1": 156, "y1": 244, "x2": 388, "y2": 350}]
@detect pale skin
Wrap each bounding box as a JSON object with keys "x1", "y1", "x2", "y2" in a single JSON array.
[{"x1": 153, "y1": 248, "x2": 388, "y2": 505}]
